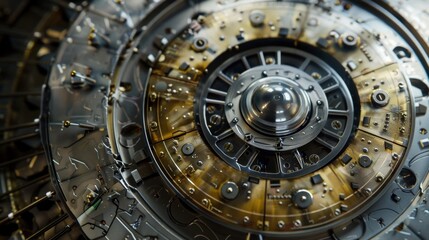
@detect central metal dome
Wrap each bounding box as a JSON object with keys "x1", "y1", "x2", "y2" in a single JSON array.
[{"x1": 241, "y1": 77, "x2": 310, "y2": 136}]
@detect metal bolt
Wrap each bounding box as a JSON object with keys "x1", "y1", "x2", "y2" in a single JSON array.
[
  {"x1": 245, "y1": 133, "x2": 253, "y2": 141},
  {"x1": 332, "y1": 120, "x2": 342, "y2": 129},
  {"x1": 311, "y1": 72, "x2": 321, "y2": 79},
  {"x1": 63, "y1": 120, "x2": 71, "y2": 128},
  {"x1": 224, "y1": 142, "x2": 234, "y2": 152},
  {"x1": 376, "y1": 175, "x2": 384, "y2": 182},
  {"x1": 275, "y1": 138, "x2": 284, "y2": 149},
  {"x1": 398, "y1": 82, "x2": 405, "y2": 91},
  {"x1": 150, "y1": 121, "x2": 158, "y2": 128},
  {"x1": 210, "y1": 114, "x2": 222, "y2": 125}
]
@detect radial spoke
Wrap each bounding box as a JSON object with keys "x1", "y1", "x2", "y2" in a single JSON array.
[
  {"x1": 0, "y1": 191, "x2": 55, "y2": 225},
  {"x1": 0, "y1": 132, "x2": 39, "y2": 146},
  {"x1": 218, "y1": 71, "x2": 233, "y2": 85},
  {"x1": 317, "y1": 73, "x2": 333, "y2": 84},
  {"x1": 322, "y1": 128, "x2": 342, "y2": 140},
  {"x1": 48, "y1": 222, "x2": 76, "y2": 240},
  {"x1": 328, "y1": 109, "x2": 350, "y2": 117},
  {"x1": 208, "y1": 88, "x2": 227, "y2": 97},
  {"x1": 246, "y1": 150, "x2": 259, "y2": 167},
  {"x1": 276, "y1": 50, "x2": 282, "y2": 65},
  {"x1": 27, "y1": 214, "x2": 70, "y2": 240},
  {"x1": 205, "y1": 98, "x2": 225, "y2": 105},
  {"x1": 235, "y1": 144, "x2": 249, "y2": 159},
  {"x1": 293, "y1": 149, "x2": 304, "y2": 169},
  {"x1": 315, "y1": 137, "x2": 335, "y2": 150},
  {"x1": 299, "y1": 58, "x2": 311, "y2": 70},
  {"x1": 0, "y1": 175, "x2": 50, "y2": 200},
  {"x1": 259, "y1": 51, "x2": 266, "y2": 65},
  {"x1": 323, "y1": 84, "x2": 340, "y2": 94},
  {"x1": 276, "y1": 153, "x2": 284, "y2": 172},
  {"x1": 242, "y1": 56, "x2": 251, "y2": 69},
  {"x1": 216, "y1": 128, "x2": 234, "y2": 141},
  {"x1": 0, "y1": 151, "x2": 45, "y2": 168},
  {"x1": 0, "y1": 121, "x2": 38, "y2": 133}
]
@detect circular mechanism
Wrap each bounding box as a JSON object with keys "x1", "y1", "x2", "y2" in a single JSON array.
[
  {"x1": 226, "y1": 64, "x2": 324, "y2": 138},
  {"x1": 221, "y1": 181, "x2": 240, "y2": 200},
  {"x1": 238, "y1": 71, "x2": 311, "y2": 136},
  {"x1": 371, "y1": 89, "x2": 390, "y2": 108},
  {"x1": 292, "y1": 190, "x2": 314, "y2": 209},
  {"x1": 196, "y1": 44, "x2": 356, "y2": 178},
  {"x1": 141, "y1": 2, "x2": 417, "y2": 235},
  {"x1": 39, "y1": 0, "x2": 429, "y2": 240}
]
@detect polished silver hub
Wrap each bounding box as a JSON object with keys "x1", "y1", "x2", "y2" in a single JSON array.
[
  {"x1": 197, "y1": 46, "x2": 356, "y2": 178},
  {"x1": 241, "y1": 77, "x2": 310, "y2": 136},
  {"x1": 225, "y1": 65, "x2": 328, "y2": 151}
]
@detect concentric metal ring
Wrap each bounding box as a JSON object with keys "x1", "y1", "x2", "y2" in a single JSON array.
[{"x1": 197, "y1": 44, "x2": 356, "y2": 178}]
